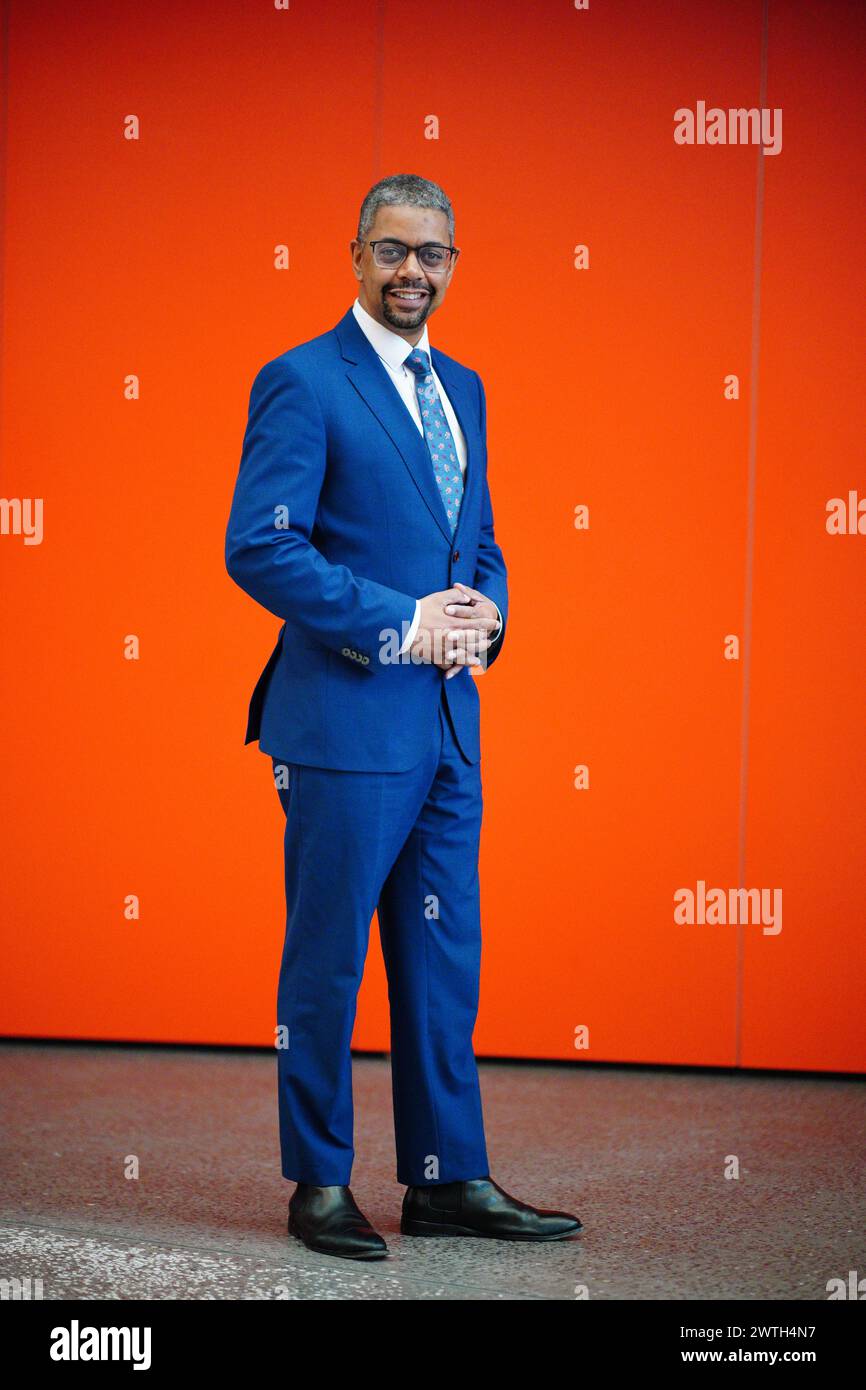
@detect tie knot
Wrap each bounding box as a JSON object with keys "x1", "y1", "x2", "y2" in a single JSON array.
[{"x1": 404, "y1": 347, "x2": 431, "y2": 379}]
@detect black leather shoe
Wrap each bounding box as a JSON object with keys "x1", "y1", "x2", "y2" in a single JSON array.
[
  {"x1": 288, "y1": 1183, "x2": 388, "y2": 1260},
  {"x1": 401, "y1": 1177, "x2": 582, "y2": 1241}
]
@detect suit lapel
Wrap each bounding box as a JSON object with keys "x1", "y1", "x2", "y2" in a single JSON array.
[{"x1": 334, "y1": 307, "x2": 477, "y2": 547}]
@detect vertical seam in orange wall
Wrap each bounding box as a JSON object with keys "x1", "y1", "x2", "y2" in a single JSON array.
[
  {"x1": 0, "y1": 0, "x2": 9, "y2": 452},
  {"x1": 736, "y1": 0, "x2": 770, "y2": 1068},
  {"x1": 372, "y1": 0, "x2": 385, "y2": 181}
]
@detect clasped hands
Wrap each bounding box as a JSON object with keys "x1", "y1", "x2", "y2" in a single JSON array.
[{"x1": 410, "y1": 582, "x2": 500, "y2": 680}]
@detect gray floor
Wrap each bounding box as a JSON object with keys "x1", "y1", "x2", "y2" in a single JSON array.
[{"x1": 0, "y1": 1043, "x2": 862, "y2": 1300}]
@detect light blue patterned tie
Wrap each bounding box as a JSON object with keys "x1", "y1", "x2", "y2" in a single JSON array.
[{"x1": 403, "y1": 347, "x2": 464, "y2": 533}]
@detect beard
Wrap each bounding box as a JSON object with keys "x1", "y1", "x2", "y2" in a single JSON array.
[{"x1": 382, "y1": 289, "x2": 432, "y2": 330}]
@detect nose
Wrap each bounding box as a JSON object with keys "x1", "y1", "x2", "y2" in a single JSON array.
[{"x1": 398, "y1": 248, "x2": 425, "y2": 279}]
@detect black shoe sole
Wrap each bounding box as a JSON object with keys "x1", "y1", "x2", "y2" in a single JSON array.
[
  {"x1": 400, "y1": 1217, "x2": 582, "y2": 1241},
  {"x1": 288, "y1": 1214, "x2": 389, "y2": 1260}
]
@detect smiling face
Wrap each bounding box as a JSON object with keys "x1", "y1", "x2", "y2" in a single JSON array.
[{"x1": 350, "y1": 204, "x2": 457, "y2": 344}]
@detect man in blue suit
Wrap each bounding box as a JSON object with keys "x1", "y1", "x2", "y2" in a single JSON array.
[{"x1": 226, "y1": 174, "x2": 581, "y2": 1259}]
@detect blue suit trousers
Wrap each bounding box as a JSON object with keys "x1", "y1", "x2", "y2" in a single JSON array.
[{"x1": 271, "y1": 689, "x2": 490, "y2": 1187}]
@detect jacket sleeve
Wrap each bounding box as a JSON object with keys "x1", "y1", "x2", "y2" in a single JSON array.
[
  {"x1": 225, "y1": 356, "x2": 417, "y2": 671},
  {"x1": 473, "y1": 371, "x2": 508, "y2": 669}
]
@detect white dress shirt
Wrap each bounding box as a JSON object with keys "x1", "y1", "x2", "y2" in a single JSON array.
[{"x1": 351, "y1": 296, "x2": 502, "y2": 657}]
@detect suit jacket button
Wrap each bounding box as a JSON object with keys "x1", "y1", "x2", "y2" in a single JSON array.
[{"x1": 453, "y1": 549, "x2": 461, "y2": 561}]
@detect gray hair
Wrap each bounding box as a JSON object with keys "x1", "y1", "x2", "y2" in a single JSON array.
[{"x1": 357, "y1": 173, "x2": 455, "y2": 243}]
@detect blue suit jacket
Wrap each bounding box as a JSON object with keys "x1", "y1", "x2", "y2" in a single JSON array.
[{"x1": 225, "y1": 305, "x2": 508, "y2": 771}]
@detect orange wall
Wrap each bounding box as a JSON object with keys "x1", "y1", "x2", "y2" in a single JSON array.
[{"x1": 1, "y1": 0, "x2": 863, "y2": 1071}]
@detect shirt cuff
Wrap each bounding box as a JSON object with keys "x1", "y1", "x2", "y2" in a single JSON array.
[{"x1": 397, "y1": 599, "x2": 422, "y2": 656}]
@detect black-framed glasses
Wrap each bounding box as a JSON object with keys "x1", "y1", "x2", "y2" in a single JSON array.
[{"x1": 361, "y1": 239, "x2": 460, "y2": 271}]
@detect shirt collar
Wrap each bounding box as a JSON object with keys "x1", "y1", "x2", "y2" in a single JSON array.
[{"x1": 352, "y1": 296, "x2": 431, "y2": 371}]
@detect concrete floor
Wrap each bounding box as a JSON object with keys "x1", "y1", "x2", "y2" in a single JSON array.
[{"x1": 0, "y1": 1042, "x2": 862, "y2": 1300}]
